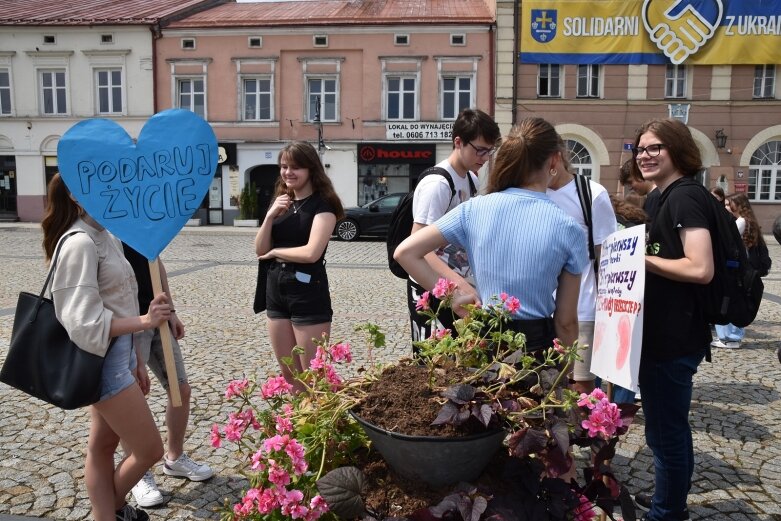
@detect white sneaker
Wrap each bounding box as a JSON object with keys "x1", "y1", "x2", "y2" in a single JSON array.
[
  {"x1": 710, "y1": 339, "x2": 727, "y2": 348},
  {"x1": 724, "y1": 341, "x2": 741, "y2": 349},
  {"x1": 163, "y1": 453, "x2": 213, "y2": 481},
  {"x1": 131, "y1": 471, "x2": 164, "y2": 508}
]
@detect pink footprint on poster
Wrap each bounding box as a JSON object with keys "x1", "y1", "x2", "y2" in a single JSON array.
[
  {"x1": 615, "y1": 315, "x2": 632, "y2": 370},
  {"x1": 593, "y1": 321, "x2": 606, "y2": 354}
]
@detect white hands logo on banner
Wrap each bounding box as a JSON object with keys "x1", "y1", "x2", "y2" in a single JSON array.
[{"x1": 642, "y1": 0, "x2": 724, "y2": 64}]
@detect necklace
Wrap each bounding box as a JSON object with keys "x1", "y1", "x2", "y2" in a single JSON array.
[{"x1": 292, "y1": 195, "x2": 312, "y2": 214}]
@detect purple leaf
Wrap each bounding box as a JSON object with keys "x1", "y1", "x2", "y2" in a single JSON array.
[
  {"x1": 316, "y1": 466, "x2": 366, "y2": 519},
  {"x1": 508, "y1": 428, "x2": 547, "y2": 458},
  {"x1": 432, "y1": 402, "x2": 460, "y2": 426},
  {"x1": 550, "y1": 418, "x2": 570, "y2": 456},
  {"x1": 442, "y1": 384, "x2": 476, "y2": 404},
  {"x1": 471, "y1": 403, "x2": 494, "y2": 427}
]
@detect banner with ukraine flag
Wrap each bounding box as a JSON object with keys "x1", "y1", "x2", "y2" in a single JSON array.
[{"x1": 520, "y1": 0, "x2": 781, "y2": 65}]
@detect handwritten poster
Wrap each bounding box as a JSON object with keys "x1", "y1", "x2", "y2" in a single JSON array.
[
  {"x1": 591, "y1": 225, "x2": 645, "y2": 393},
  {"x1": 57, "y1": 109, "x2": 218, "y2": 260}
]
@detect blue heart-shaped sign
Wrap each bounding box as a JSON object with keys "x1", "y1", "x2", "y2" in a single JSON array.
[{"x1": 58, "y1": 109, "x2": 218, "y2": 260}]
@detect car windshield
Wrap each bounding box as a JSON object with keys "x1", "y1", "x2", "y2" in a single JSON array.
[{"x1": 362, "y1": 194, "x2": 402, "y2": 209}]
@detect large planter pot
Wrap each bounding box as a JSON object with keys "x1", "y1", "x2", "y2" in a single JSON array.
[{"x1": 350, "y1": 411, "x2": 506, "y2": 488}]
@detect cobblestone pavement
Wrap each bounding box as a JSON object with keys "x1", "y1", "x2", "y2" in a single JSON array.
[{"x1": 1, "y1": 223, "x2": 780, "y2": 521}]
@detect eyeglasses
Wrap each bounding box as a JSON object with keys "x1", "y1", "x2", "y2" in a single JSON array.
[
  {"x1": 632, "y1": 143, "x2": 666, "y2": 158},
  {"x1": 467, "y1": 142, "x2": 496, "y2": 157}
]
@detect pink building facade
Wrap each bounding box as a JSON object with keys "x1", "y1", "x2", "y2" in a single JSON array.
[{"x1": 157, "y1": 0, "x2": 496, "y2": 224}]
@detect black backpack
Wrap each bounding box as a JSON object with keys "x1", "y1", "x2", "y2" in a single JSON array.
[
  {"x1": 386, "y1": 167, "x2": 476, "y2": 279},
  {"x1": 748, "y1": 240, "x2": 771, "y2": 277},
  {"x1": 692, "y1": 183, "x2": 764, "y2": 328}
]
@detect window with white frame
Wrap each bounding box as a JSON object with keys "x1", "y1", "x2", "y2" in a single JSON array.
[
  {"x1": 39, "y1": 69, "x2": 67, "y2": 115},
  {"x1": 748, "y1": 140, "x2": 781, "y2": 201},
  {"x1": 386, "y1": 75, "x2": 417, "y2": 120},
  {"x1": 243, "y1": 76, "x2": 273, "y2": 121},
  {"x1": 177, "y1": 77, "x2": 205, "y2": 117},
  {"x1": 307, "y1": 77, "x2": 337, "y2": 122},
  {"x1": 754, "y1": 65, "x2": 775, "y2": 99},
  {"x1": 441, "y1": 75, "x2": 472, "y2": 120},
  {"x1": 0, "y1": 68, "x2": 11, "y2": 115},
  {"x1": 95, "y1": 68, "x2": 123, "y2": 114},
  {"x1": 565, "y1": 139, "x2": 593, "y2": 179},
  {"x1": 665, "y1": 64, "x2": 687, "y2": 98},
  {"x1": 576, "y1": 64, "x2": 600, "y2": 98},
  {"x1": 538, "y1": 64, "x2": 561, "y2": 98}
]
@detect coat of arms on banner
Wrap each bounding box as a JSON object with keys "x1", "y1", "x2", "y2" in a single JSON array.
[{"x1": 531, "y1": 9, "x2": 557, "y2": 43}]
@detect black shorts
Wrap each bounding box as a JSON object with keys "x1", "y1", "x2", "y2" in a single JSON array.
[{"x1": 266, "y1": 261, "x2": 333, "y2": 325}]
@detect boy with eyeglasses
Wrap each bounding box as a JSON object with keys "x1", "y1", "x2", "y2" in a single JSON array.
[{"x1": 407, "y1": 108, "x2": 500, "y2": 344}]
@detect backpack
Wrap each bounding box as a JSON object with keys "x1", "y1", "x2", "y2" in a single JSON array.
[
  {"x1": 572, "y1": 174, "x2": 598, "y2": 274},
  {"x1": 747, "y1": 240, "x2": 771, "y2": 277},
  {"x1": 386, "y1": 167, "x2": 476, "y2": 279},
  {"x1": 692, "y1": 184, "x2": 764, "y2": 328}
]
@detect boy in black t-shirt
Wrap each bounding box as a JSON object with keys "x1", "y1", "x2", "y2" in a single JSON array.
[{"x1": 629, "y1": 119, "x2": 715, "y2": 521}]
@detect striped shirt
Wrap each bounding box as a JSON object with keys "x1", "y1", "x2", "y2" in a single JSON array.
[{"x1": 436, "y1": 187, "x2": 587, "y2": 320}]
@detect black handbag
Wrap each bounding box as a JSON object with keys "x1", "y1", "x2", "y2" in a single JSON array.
[
  {"x1": 253, "y1": 259, "x2": 273, "y2": 313},
  {"x1": 0, "y1": 231, "x2": 113, "y2": 409}
]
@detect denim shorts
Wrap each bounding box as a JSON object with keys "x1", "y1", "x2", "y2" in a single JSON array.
[
  {"x1": 134, "y1": 328, "x2": 187, "y2": 389},
  {"x1": 266, "y1": 261, "x2": 332, "y2": 325},
  {"x1": 99, "y1": 334, "x2": 136, "y2": 402}
]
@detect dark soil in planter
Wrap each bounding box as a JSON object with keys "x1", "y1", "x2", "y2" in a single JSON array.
[{"x1": 352, "y1": 362, "x2": 488, "y2": 437}]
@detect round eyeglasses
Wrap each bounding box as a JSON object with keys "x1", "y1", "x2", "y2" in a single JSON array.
[{"x1": 632, "y1": 143, "x2": 666, "y2": 158}]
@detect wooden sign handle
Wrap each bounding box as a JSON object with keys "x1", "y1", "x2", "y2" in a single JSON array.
[{"x1": 148, "y1": 258, "x2": 182, "y2": 407}]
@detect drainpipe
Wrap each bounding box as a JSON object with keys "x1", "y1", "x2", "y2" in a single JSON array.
[
  {"x1": 151, "y1": 24, "x2": 161, "y2": 113},
  {"x1": 489, "y1": 22, "x2": 495, "y2": 117}
]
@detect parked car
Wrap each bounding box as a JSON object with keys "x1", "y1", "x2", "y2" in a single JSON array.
[{"x1": 335, "y1": 192, "x2": 406, "y2": 241}]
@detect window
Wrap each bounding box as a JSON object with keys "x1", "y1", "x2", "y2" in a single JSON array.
[
  {"x1": 43, "y1": 35, "x2": 56, "y2": 45},
  {"x1": 538, "y1": 64, "x2": 560, "y2": 97},
  {"x1": 100, "y1": 34, "x2": 113, "y2": 44},
  {"x1": 39, "y1": 69, "x2": 67, "y2": 115},
  {"x1": 248, "y1": 37, "x2": 262, "y2": 48},
  {"x1": 577, "y1": 64, "x2": 600, "y2": 98},
  {"x1": 181, "y1": 38, "x2": 196, "y2": 50},
  {"x1": 451, "y1": 34, "x2": 466, "y2": 46},
  {"x1": 95, "y1": 68, "x2": 122, "y2": 114},
  {"x1": 748, "y1": 140, "x2": 781, "y2": 201},
  {"x1": 0, "y1": 69, "x2": 11, "y2": 115},
  {"x1": 441, "y1": 76, "x2": 472, "y2": 119},
  {"x1": 243, "y1": 77, "x2": 272, "y2": 121},
  {"x1": 386, "y1": 76, "x2": 416, "y2": 120},
  {"x1": 313, "y1": 35, "x2": 328, "y2": 47},
  {"x1": 394, "y1": 34, "x2": 409, "y2": 46},
  {"x1": 754, "y1": 65, "x2": 775, "y2": 99},
  {"x1": 177, "y1": 77, "x2": 205, "y2": 117},
  {"x1": 307, "y1": 77, "x2": 337, "y2": 122},
  {"x1": 565, "y1": 139, "x2": 593, "y2": 179},
  {"x1": 665, "y1": 64, "x2": 686, "y2": 98}
]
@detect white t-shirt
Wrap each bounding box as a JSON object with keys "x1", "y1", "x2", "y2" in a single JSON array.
[
  {"x1": 412, "y1": 159, "x2": 478, "y2": 283},
  {"x1": 547, "y1": 177, "x2": 617, "y2": 320}
]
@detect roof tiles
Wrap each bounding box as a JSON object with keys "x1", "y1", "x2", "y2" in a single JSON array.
[
  {"x1": 0, "y1": 0, "x2": 226, "y2": 26},
  {"x1": 166, "y1": 0, "x2": 494, "y2": 28}
]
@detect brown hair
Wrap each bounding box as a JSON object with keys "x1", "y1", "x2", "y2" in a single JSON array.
[
  {"x1": 630, "y1": 118, "x2": 702, "y2": 181},
  {"x1": 619, "y1": 159, "x2": 643, "y2": 185},
  {"x1": 610, "y1": 194, "x2": 648, "y2": 225},
  {"x1": 275, "y1": 141, "x2": 344, "y2": 220},
  {"x1": 451, "y1": 108, "x2": 501, "y2": 149},
  {"x1": 726, "y1": 193, "x2": 764, "y2": 248},
  {"x1": 41, "y1": 173, "x2": 81, "y2": 262},
  {"x1": 486, "y1": 117, "x2": 560, "y2": 194},
  {"x1": 710, "y1": 186, "x2": 725, "y2": 202}
]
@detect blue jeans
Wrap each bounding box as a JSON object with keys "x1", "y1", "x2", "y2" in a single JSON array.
[
  {"x1": 714, "y1": 323, "x2": 744, "y2": 342},
  {"x1": 638, "y1": 351, "x2": 705, "y2": 521}
]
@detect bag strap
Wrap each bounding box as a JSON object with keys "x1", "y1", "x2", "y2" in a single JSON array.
[
  {"x1": 40, "y1": 231, "x2": 84, "y2": 300},
  {"x1": 573, "y1": 174, "x2": 597, "y2": 273},
  {"x1": 467, "y1": 172, "x2": 478, "y2": 197}
]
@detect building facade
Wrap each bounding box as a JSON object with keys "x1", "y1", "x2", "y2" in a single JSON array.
[
  {"x1": 496, "y1": 0, "x2": 781, "y2": 229},
  {"x1": 157, "y1": 0, "x2": 495, "y2": 224}
]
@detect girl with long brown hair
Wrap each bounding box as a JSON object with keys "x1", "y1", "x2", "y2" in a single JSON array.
[
  {"x1": 253, "y1": 141, "x2": 344, "y2": 388},
  {"x1": 42, "y1": 173, "x2": 171, "y2": 521}
]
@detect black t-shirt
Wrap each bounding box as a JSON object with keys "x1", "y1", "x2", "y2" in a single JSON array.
[
  {"x1": 643, "y1": 187, "x2": 661, "y2": 224},
  {"x1": 271, "y1": 192, "x2": 335, "y2": 263},
  {"x1": 122, "y1": 243, "x2": 154, "y2": 314},
  {"x1": 643, "y1": 178, "x2": 713, "y2": 361}
]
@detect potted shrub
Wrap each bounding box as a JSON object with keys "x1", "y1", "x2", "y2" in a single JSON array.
[
  {"x1": 212, "y1": 280, "x2": 639, "y2": 521},
  {"x1": 235, "y1": 182, "x2": 259, "y2": 227}
]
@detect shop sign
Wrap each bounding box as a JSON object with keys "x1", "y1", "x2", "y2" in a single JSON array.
[
  {"x1": 358, "y1": 143, "x2": 436, "y2": 165},
  {"x1": 385, "y1": 121, "x2": 453, "y2": 141}
]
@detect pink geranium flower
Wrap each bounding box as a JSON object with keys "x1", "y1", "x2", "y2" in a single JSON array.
[
  {"x1": 210, "y1": 424, "x2": 222, "y2": 448},
  {"x1": 415, "y1": 291, "x2": 431, "y2": 311},
  {"x1": 432, "y1": 278, "x2": 457, "y2": 299},
  {"x1": 260, "y1": 375, "x2": 294, "y2": 399},
  {"x1": 224, "y1": 378, "x2": 250, "y2": 399},
  {"x1": 504, "y1": 296, "x2": 521, "y2": 314}
]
